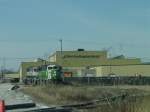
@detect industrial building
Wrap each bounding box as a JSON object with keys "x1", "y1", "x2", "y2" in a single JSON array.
[
  {"x1": 20, "y1": 49, "x2": 143, "y2": 81},
  {"x1": 93, "y1": 64, "x2": 150, "y2": 77},
  {"x1": 49, "y1": 50, "x2": 141, "y2": 67}
]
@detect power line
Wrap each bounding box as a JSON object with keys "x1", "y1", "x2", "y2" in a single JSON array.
[
  {"x1": 63, "y1": 39, "x2": 107, "y2": 45},
  {"x1": 0, "y1": 57, "x2": 37, "y2": 60},
  {"x1": 0, "y1": 38, "x2": 149, "y2": 49}
]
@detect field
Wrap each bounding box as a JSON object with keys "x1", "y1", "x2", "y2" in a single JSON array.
[{"x1": 21, "y1": 85, "x2": 150, "y2": 112}]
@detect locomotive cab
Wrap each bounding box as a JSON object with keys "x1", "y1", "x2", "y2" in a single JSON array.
[{"x1": 47, "y1": 65, "x2": 62, "y2": 81}]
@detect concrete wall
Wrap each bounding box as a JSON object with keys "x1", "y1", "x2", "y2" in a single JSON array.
[{"x1": 94, "y1": 65, "x2": 150, "y2": 77}]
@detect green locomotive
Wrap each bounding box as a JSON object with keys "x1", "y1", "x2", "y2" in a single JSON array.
[{"x1": 26, "y1": 64, "x2": 63, "y2": 81}]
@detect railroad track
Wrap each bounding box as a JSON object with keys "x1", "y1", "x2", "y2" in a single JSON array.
[{"x1": 5, "y1": 93, "x2": 145, "y2": 112}]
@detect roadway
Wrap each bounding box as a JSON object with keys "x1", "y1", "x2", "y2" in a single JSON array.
[{"x1": 0, "y1": 83, "x2": 49, "y2": 112}]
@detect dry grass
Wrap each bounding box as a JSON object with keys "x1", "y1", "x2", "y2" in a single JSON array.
[
  {"x1": 21, "y1": 85, "x2": 150, "y2": 112},
  {"x1": 21, "y1": 85, "x2": 144, "y2": 105}
]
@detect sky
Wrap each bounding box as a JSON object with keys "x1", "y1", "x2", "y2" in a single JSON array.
[{"x1": 0, "y1": 0, "x2": 149, "y2": 70}]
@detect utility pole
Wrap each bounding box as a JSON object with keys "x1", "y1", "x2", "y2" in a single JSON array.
[
  {"x1": 59, "y1": 38, "x2": 63, "y2": 55},
  {"x1": 59, "y1": 38, "x2": 63, "y2": 65},
  {"x1": 59, "y1": 38, "x2": 64, "y2": 82}
]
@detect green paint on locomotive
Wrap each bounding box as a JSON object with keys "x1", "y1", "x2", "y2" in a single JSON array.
[
  {"x1": 37, "y1": 65, "x2": 48, "y2": 80},
  {"x1": 38, "y1": 71, "x2": 48, "y2": 80}
]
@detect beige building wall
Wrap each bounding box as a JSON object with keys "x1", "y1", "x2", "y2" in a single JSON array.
[
  {"x1": 59, "y1": 58, "x2": 140, "y2": 67},
  {"x1": 95, "y1": 65, "x2": 150, "y2": 77},
  {"x1": 63, "y1": 67, "x2": 96, "y2": 77},
  {"x1": 102, "y1": 59, "x2": 141, "y2": 65},
  {"x1": 5, "y1": 73, "x2": 19, "y2": 79},
  {"x1": 49, "y1": 54, "x2": 56, "y2": 62},
  {"x1": 49, "y1": 51, "x2": 141, "y2": 67},
  {"x1": 49, "y1": 51, "x2": 107, "y2": 62}
]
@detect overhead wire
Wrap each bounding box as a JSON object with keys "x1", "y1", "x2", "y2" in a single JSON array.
[{"x1": 0, "y1": 38, "x2": 149, "y2": 61}]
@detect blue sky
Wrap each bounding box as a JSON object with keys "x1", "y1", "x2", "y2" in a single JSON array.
[{"x1": 0, "y1": 0, "x2": 149, "y2": 70}]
